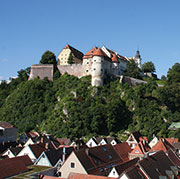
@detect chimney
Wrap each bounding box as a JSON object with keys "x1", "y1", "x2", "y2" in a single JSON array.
[
  {"x1": 41, "y1": 137, "x2": 44, "y2": 144},
  {"x1": 62, "y1": 147, "x2": 66, "y2": 164},
  {"x1": 85, "y1": 148, "x2": 89, "y2": 156},
  {"x1": 45, "y1": 143, "x2": 49, "y2": 150}
]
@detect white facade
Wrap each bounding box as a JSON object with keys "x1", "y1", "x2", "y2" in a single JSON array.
[
  {"x1": 86, "y1": 138, "x2": 98, "y2": 148},
  {"x1": 2, "y1": 149, "x2": 15, "y2": 158},
  {"x1": 17, "y1": 145, "x2": 37, "y2": 163},
  {"x1": 59, "y1": 151, "x2": 87, "y2": 178},
  {"x1": 108, "y1": 167, "x2": 119, "y2": 178}
]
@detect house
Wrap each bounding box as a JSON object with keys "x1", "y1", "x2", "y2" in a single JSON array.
[
  {"x1": 168, "y1": 122, "x2": 180, "y2": 130},
  {"x1": 86, "y1": 137, "x2": 120, "y2": 147},
  {"x1": 58, "y1": 144, "x2": 124, "y2": 178},
  {"x1": 0, "y1": 121, "x2": 18, "y2": 144},
  {"x1": 19, "y1": 131, "x2": 40, "y2": 143},
  {"x1": 0, "y1": 155, "x2": 33, "y2": 178},
  {"x1": 148, "y1": 138, "x2": 174, "y2": 154},
  {"x1": 1, "y1": 146, "x2": 23, "y2": 158},
  {"x1": 149, "y1": 136, "x2": 178, "y2": 148},
  {"x1": 113, "y1": 142, "x2": 132, "y2": 162},
  {"x1": 35, "y1": 147, "x2": 74, "y2": 167},
  {"x1": 129, "y1": 140, "x2": 150, "y2": 160},
  {"x1": 57, "y1": 44, "x2": 84, "y2": 65},
  {"x1": 17, "y1": 143, "x2": 47, "y2": 163},
  {"x1": 108, "y1": 158, "x2": 139, "y2": 178},
  {"x1": 126, "y1": 131, "x2": 148, "y2": 149},
  {"x1": 56, "y1": 138, "x2": 72, "y2": 146},
  {"x1": 119, "y1": 151, "x2": 180, "y2": 179},
  {"x1": 0, "y1": 141, "x2": 18, "y2": 155}
]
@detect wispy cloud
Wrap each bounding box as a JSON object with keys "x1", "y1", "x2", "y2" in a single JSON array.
[
  {"x1": 0, "y1": 76, "x2": 3, "y2": 81},
  {"x1": 0, "y1": 58, "x2": 8, "y2": 62}
]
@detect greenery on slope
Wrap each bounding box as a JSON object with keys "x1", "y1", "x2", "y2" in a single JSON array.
[{"x1": 1, "y1": 51, "x2": 180, "y2": 140}]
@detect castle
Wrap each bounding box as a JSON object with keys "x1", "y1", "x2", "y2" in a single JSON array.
[{"x1": 29, "y1": 44, "x2": 142, "y2": 86}]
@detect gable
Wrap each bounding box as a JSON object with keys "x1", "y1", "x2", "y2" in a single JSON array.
[
  {"x1": 86, "y1": 138, "x2": 98, "y2": 147},
  {"x1": 35, "y1": 153, "x2": 52, "y2": 167},
  {"x1": 108, "y1": 167, "x2": 119, "y2": 178},
  {"x1": 59, "y1": 151, "x2": 87, "y2": 178}
]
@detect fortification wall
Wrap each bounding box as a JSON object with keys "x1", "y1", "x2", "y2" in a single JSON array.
[{"x1": 57, "y1": 64, "x2": 84, "y2": 78}]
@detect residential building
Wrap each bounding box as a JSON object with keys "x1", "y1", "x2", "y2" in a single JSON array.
[
  {"x1": 1, "y1": 146, "x2": 23, "y2": 158},
  {"x1": 58, "y1": 144, "x2": 124, "y2": 178},
  {"x1": 0, "y1": 121, "x2": 18, "y2": 144}
]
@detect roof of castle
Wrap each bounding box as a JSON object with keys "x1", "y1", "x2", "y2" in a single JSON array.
[
  {"x1": 83, "y1": 46, "x2": 108, "y2": 59},
  {"x1": 63, "y1": 44, "x2": 84, "y2": 60}
]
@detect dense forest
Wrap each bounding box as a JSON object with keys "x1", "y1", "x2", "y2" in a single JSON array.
[{"x1": 1, "y1": 51, "x2": 180, "y2": 141}]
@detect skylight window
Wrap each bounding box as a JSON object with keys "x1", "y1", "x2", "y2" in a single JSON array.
[
  {"x1": 108, "y1": 155, "x2": 112, "y2": 159},
  {"x1": 103, "y1": 147, "x2": 107, "y2": 151}
]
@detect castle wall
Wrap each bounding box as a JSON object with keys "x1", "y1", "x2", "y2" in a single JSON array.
[{"x1": 57, "y1": 64, "x2": 84, "y2": 78}]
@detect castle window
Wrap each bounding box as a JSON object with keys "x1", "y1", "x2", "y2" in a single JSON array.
[
  {"x1": 87, "y1": 62, "x2": 89, "y2": 64},
  {"x1": 94, "y1": 68, "x2": 96, "y2": 71},
  {"x1": 94, "y1": 60, "x2": 96, "y2": 62},
  {"x1": 101, "y1": 69, "x2": 103, "y2": 71},
  {"x1": 86, "y1": 70, "x2": 88, "y2": 72}
]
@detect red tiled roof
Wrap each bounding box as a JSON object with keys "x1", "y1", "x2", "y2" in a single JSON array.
[
  {"x1": 130, "y1": 141, "x2": 150, "y2": 155},
  {"x1": 0, "y1": 121, "x2": 14, "y2": 128},
  {"x1": 29, "y1": 143, "x2": 47, "y2": 158},
  {"x1": 68, "y1": 172, "x2": 116, "y2": 179},
  {"x1": 165, "y1": 138, "x2": 178, "y2": 145},
  {"x1": 138, "y1": 151, "x2": 175, "y2": 178},
  {"x1": 83, "y1": 47, "x2": 108, "y2": 59},
  {"x1": 149, "y1": 138, "x2": 174, "y2": 153},
  {"x1": 112, "y1": 54, "x2": 119, "y2": 63},
  {"x1": 0, "y1": 155, "x2": 33, "y2": 178},
  {"x1": 74, "y1": 144, "x2": 123, "y2": 176},
  {"x1": 26, "y1": 131, "x2": 39, "y2": 138},
  {"x1": 114, "y1": 158, "x2": 139, "y2": 176},
  {"x1": 113, "y1": 142, "x2": 132, "y2": 162}
]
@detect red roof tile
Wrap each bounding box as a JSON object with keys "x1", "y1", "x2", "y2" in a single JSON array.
[
  {"x1": 149, "y1": 138, "x2": 174, "y2": 153},
  {"x1": 112, "y1": 54, "x2": 119, "y2": 63},
  {"x1": 0, "y1": 155, "x2": 33, "y2": 178},
  {"x1": 29, "y1": 143, "x2": 47, "y2": 158},
  {"x1": 0, "y1": 121, "x2": 14, "y2": 128},
  {"x1": 165, "y1": 138, "x2": 178, "y2": 145},
  {"x1": 83, "y1": 47, "x2": 108, "y2": 59},
  {"x1": 130, "y1": 141, "x2": 150, "y2": 155},
  {"x1": 68, "y1": 172, "x2": 116, "y2": 179},
  {"x1": 113, "y1": 142, "x2": 132, "y2": 162}
]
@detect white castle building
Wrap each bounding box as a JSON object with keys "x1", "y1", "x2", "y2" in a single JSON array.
[{"x1": 29, "y1": 44, "x2": 142, "y2": 86}]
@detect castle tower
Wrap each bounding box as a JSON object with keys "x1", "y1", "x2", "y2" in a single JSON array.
[{"x1": 135, "y1": 50, "x2": 142, "y2": 68}]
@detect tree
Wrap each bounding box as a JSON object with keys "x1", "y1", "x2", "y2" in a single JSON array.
[
  {"x1": 40, "y1": 50, "x2": 57, "y2": 65},
  {"x1": 142, "y1": 61, "x2": 156, "y2": 73},
  {"x1": 125, "y1": 60, "x2": 142, "y2": 79},
  {"x1": 67, "y1": 52, "x2": 74, "y2": 64},
  {"x1": 161, "y1": 75, "x2": 167, "y2": 81},
  {"x1": 167, "y1": 63, "x2": 180, "y2": 84}
]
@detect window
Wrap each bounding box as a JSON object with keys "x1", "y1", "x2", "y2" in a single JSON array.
[
  {"x1": 87, "y1": 62, "x2": 89, "y2": 64},
  {"x1": 108, "y1": 155, "x2": 112, "y2": 159},
  {"x1": 94, "y1": 68, "x2": 96, "y2": 71},
  {"x1": 99, "y1": 168, "x2": 103, "y2": 172},
  {"x1": 103, "y1": 147, "x2": 107, "y2": 151},
  {"x1": 0, "y1": 130, "x2": 3, "y2": 136},
  {"x1": 86, "y1": 70, "x2": 88, "y2": 72},
  {"x1": 71, "y1": 162, "x2": 75, "y2": 168}
]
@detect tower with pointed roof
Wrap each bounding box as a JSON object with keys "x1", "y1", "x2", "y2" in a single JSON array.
[{"x1": 134, "y1": 50, "x2": 142, "y2": 68}]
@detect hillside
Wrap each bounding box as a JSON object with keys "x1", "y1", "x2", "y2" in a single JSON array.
[{"x1": 0, "y1": 64, "x2": 180, "y2": 140}]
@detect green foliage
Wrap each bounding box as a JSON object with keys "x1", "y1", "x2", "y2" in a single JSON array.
[
  {"x1": 167, "y1": 63, "x2": 180, "y2": 84},
  {"x1": 125, "y1": 60, "x2": 142, "y2": 79},
  {"x1": 67, "y1": 52, "x2": 74, "y2": 64},
  {"x1": 142, "y1": 61, "x2": 156, "y2": 73},
  {"x1": 1, "y1": 62, "x2": 180, "y2": 140},
  {"x1": 40, "y1": 50, "x2": 57, "y2": 65}
]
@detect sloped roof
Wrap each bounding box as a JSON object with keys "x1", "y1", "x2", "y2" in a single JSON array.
[
  {"x1": 0, "y1": 141, "x2": 18, "y2": 153},
  {"x1": 114, "y1": 158, "x2": 139, "y2": 176},
  {"x1": 74, "y1": 144, "x2": 123, "y2": 175},
  {"x1": 64, "y1": 44, "x2": 84, "y2": 60},
  {"x1": 0, "y1": 121, "x2": 14, "y2": 129},
  {"x1": 130, "y1": 141, "x2": 150, "y2": 155},
  {"x1": 165, "y1": 138, "x2": 178, "y2": 145},
  {"x1": 122, "y1": 165, "x2": 146, "y2": 179},
  {"x1": 29, "y1": 143, "x2": 47, "y2": 158},
  {"x1": 56, "y1": 138, "x2": 71, "y2": 145},
  {"x1": 0, "y1": 155, "x2": 33, "y2": 178},
  {"x1": 26, "y1": 131, "x2": 39, "y2": 138},
  {"x1": 10, "y1": 146, "x2": 23, "y2": 156},
  {"x1": 113, "y1": 142, "x2": 132, "y2": 162},
  {"x1": 68, "y1": 172, "x2": 116, "y2": 179},
  {"x1": 83, "y1": 47, "x2": 108, "y2": 59},
  {"x1": 138, "y1": 151, "x2": 175, "y2": 178},
  {"x1": 167, "y1": 148, "x2": 180, "y2": 168},
  {"x1": 149, "y1": 138, "x2": 174, "y2": 153},
  {"x1": 44, "y1": 147, "x2": 74, "y2": 166}
]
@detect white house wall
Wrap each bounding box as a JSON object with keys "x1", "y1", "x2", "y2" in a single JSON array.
[
  {"x1": 36, "y1": 153, "x2": 52, "y2": 167},
  {"x1": 59, "y1": 151, "x2": 87, "y2": 178},
  {"x1": 86, "y1": 138, "x2": 97, "y2": 147}
]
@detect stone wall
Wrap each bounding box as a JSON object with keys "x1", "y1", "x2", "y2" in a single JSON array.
[{"x1": 57, "y1": 64, "x2": 84, "y2": 78}]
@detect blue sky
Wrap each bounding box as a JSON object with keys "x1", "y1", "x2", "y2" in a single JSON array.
[{"x1": 0, "y1": 0, "x2": 180, "y2": 80}]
